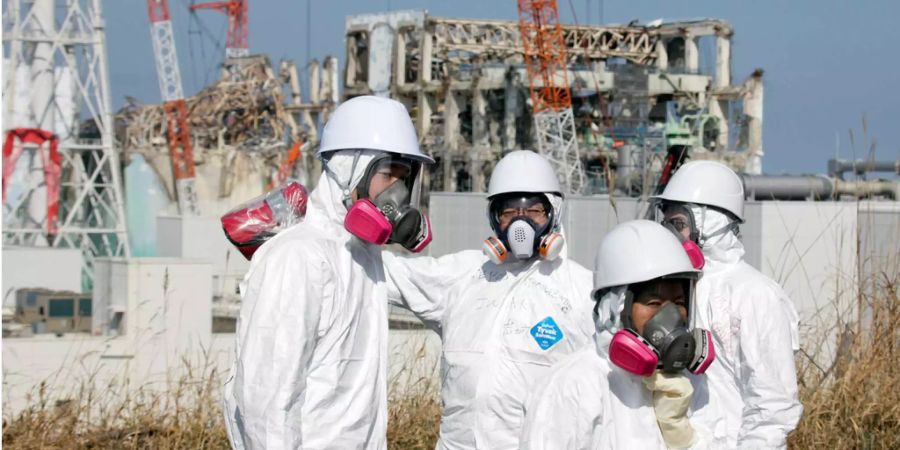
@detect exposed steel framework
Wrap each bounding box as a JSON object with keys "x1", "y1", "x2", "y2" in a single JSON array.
[
  {"x1": 147, "y1": 0, "x2": 199, "y2": 215},
  {"x1": 516, "y1": 0, "x2": 584, "y2": 193},
  {"x1": 190, "y1": 0, "x2": 249, "y2": 59}
]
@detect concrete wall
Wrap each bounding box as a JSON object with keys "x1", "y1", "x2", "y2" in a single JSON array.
[
  {"x1": 858, "y1": 202, "x2": 900, "y2": 281},
  {"x1": 2, "y1": 247, "x2": 83, "y2": 305},
  {"x1": 2, "y1": 328, "x2": 440, "y2": 416},
  {"x1": 745, "y1": 202, "x2": 858, "y2": 363},
  {"x1": 755, "y1": 202, "x2": 858, "y2": 336},
  {"x1": 93, "y1": 258, "x2": 213, "y2": 351},
  {"x1": 425, "y1": 193, "x2": 493, "y2": 257},
  {"x1": 89, "y1": 257, "x2": 215, "y2": 394},
  {"x1": 157, "y1": 215, "x2": 250, "y2": 300},
  {"x1": 562, "y1": 196, "x2": 645, "y2": 266}
]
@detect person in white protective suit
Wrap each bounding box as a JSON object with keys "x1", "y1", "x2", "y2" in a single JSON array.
[
  {"x1": 222, "y1": 96, "x2": 434, "y2": 450},
  {"x1": 652, "y1": 160, "x2": 803, "y2": 449},
  {"x1": 383, "y1": 150, "x2": 596, "y2": 449},
  {"x1": 521, "y1": 220, "x2": 721, "y2": 450}
]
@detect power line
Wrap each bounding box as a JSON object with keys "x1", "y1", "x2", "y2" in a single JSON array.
[
  {"x1": 181, "y1": 0, "x2": 226, "y2": 90},
  {"x1": 306, "y1": 0, "x2": 311, "y2": 67}
]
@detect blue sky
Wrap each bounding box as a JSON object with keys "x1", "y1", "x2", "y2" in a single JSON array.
[{"x1": 106, "y1": 0, "x2": 899, "y2": 175}]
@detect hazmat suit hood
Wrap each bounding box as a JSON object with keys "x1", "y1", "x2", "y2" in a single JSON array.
[
  {"x1": 307, "y1": 150, "x2": 379, "y2": 228},
  {"x1": 547, "y1": 193, "x2": 569, "y2": 258},
  {"x1": 690, "y1": 205, "x2": 744, "y2": 271},
  {"x1": 593, "y1": 286, "x2": 628, "y2": 357}
]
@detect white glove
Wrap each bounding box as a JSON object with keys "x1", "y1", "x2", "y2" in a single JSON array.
[{"x1": 643, "y1": 371, "x2": 697, "y2": 449}]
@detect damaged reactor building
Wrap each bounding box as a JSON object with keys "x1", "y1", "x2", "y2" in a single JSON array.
[{"x1": 342, "y1": 10, "x2": 764, "y2": 197}]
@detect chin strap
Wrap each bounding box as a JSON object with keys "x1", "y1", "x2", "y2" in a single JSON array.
[
  {"x1": 699, "y1": 221, "x2": 740, "y2": 247},
  {"x1": 692, "y1": 205, "x2": 740, "y2": 247},
  {"x1": 322, "y1": 151, "x2": 362, "y2": 210}
]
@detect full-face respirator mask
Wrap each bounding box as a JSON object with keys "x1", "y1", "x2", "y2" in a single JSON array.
[
  {"x1": 482, "y1": 193, "x2": 564, "y2": 264},
  {"x1": 653, "y1": 201, "x2": 743, "y2": 270},
  {"x1": 330, "y1": 153, "x2": 432, "y2": 252},
  {"x1": 600, "y1": 279, "x2": 715, "y2": 377}
]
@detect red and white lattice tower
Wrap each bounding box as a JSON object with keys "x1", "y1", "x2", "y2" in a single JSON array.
[
  {"x1": 2, "y1": 0, "x2": 130, "y2": 286},
  {"x1": 147, "y1": 0, "x2": 200, "y2": 215},
  {"x1": 517, "y1": 0, "x2": 585, "y2": 194},
  {"x1": 190, "y1": 0, "x2": 249, "y2": 59}
]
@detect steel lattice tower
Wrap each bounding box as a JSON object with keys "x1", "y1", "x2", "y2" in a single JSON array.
[
  {"x1": 517, "y1": 0, "x2": 585, "y2": 194},
  {"x1": 3, "y1": 0, "x2": 130, "y2": 287}
]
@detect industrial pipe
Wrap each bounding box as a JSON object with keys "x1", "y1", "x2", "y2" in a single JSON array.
[
  {"x1": 741, "y1": 174, "x2": 835, "y2": 200},
  {"x1": 741, "y1": 174, "x2": 899, "y2": 200},
  {"x1": 833, "y1": 179, "x2": 900, "y2": 200},
  {"x1": 828, "y1": 159, "x2": 899, "y2": 178}
]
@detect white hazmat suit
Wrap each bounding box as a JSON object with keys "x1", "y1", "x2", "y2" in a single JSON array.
[
  {"x1": 687, "y1": 206, "x2": 803, "y2": 449},
  {"x1": 521, "y1": 288, "x2": 720, "y2": 450},
  {"x1": 384, "y1": 150, "x2": 596, "y2": 449},
  {"x1": 384, "y1": 249, "x2": 595, "y2": 449},
  {"x1": 223, "y1": 151, "x2": 391, "y2": 449}
]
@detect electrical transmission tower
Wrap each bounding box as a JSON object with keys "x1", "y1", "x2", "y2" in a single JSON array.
[
  {"x1": 517, "y1": 0, "x2": 585, "y2": 194},
  {"x1": 2, "y1": 0, "x2": 130, "y2": 286}
]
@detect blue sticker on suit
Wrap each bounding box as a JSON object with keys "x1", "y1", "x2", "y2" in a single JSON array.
[{"x1": 530, "y1": 316, "x2": 564, "y2": 350}]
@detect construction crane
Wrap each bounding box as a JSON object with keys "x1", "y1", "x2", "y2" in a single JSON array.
[
  {"x1": 517, "y1": 0, "x2": 586, "y2": 194},
  {"x1": 147, "y1": 0, "x2": 200, "y2": 215},
  {"x1": 190, "y1": 0, "x2": 249, "y2": 59}
]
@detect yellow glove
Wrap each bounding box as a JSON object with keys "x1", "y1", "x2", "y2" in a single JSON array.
[{"x1": 642, "y1": 372, "x2": 696, "y2": 449}]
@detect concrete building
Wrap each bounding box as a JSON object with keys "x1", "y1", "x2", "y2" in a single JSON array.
[{"x1": 14, "y1": 288, "x2": 92, "y2": 334}]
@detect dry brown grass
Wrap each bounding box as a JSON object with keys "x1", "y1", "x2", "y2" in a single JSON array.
[
  {"x1": 2, "y1": 366, "x2": 230, "y2": 449},
  {"x1": 386, "y1": 336, "x2": 441, "y2": 449},
  {"x1": 387, "y1": 390, "x2": 441, "y2": 449},
  {"x1": 788, "y1": 270, "x2": 900, "y2": 449},
  {"x1": 2, "y1": 340, "x2": 442, "y2": 450}
]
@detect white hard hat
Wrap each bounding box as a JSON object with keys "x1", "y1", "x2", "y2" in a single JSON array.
[
  {"x1": 593, "y1": 220, "x2": 699, "y2": 295},
  {"x1": 653, "y1": 160, "x2": 744, "y2": 221},
  {"x1": 487, "y1": 150, "x2": 562, "y2": 198},
  {"x1": 317, "y1": 95, "x2": 433, "y2": 164}
]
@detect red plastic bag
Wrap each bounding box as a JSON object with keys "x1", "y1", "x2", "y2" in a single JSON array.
[{"x1": 221, "y1": 180, "x2": 308, "y2": 260}]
